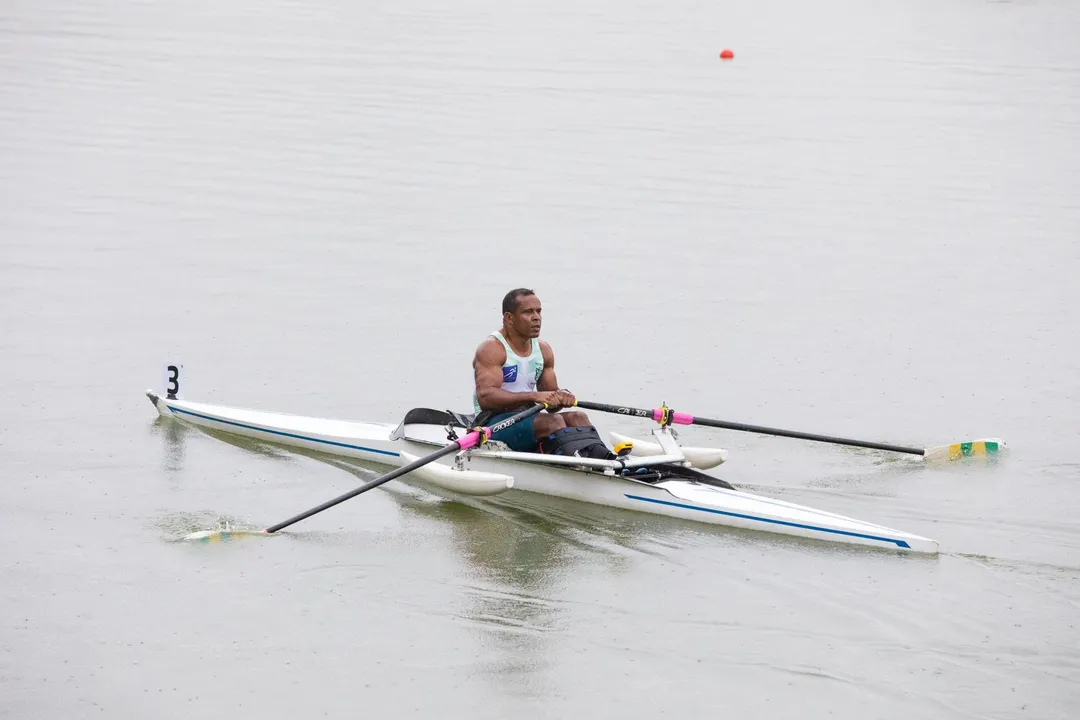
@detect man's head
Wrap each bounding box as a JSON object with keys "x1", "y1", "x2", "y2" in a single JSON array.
[{"x1": 502, "y1": 288, "x2": 541, "y2": 339}]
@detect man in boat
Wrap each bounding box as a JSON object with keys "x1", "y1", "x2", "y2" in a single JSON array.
[{"x1": 472, "y1": 288, "x2": 613, "y2": 458}]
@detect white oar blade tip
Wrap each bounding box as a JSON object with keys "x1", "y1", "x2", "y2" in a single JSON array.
[{"x1": 924, "y1": 438, "x2": 1005, "y2": 461}]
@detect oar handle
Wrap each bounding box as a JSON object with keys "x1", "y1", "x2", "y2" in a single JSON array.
[
  {"x1": 576, "y1": 400, "x2": 925, "y2": 456},
  {"x1": 265, "y1": 403, "x2": 546, "y2": 534}
]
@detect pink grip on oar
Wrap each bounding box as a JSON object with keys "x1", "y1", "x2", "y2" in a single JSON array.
[
  {"x1": 457, "y1": 428, "x2": 490, "y2": 450},
  {"x1": 651, "y1": 408, "x2": 695, "y2": 425}
]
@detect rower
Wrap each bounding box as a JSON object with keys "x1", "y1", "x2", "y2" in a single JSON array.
[{"x1": 472, "y1": 288, "x2": 613, "y2": 458}]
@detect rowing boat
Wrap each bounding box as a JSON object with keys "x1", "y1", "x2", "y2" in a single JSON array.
[{"x1": 145, "y1": 390, "x2": 939, "y2": 554}]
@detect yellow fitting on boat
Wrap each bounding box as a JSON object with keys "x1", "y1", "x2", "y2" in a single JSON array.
[{"x1": 613, "y1": 441, "x2": 634, "y2": 457}]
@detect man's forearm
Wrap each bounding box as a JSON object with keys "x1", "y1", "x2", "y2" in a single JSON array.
[{"x1": 476, "y1": 387, "x2": 543, "y2": 411}]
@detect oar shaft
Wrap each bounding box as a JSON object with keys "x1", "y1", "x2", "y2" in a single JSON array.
[
  {"x1": 576, "y1": 400, "x2": 925, "y2": 456},
  {"x1": 265, "y1": 443, "x2": 462, "y2": 533},
  {"x1": 265, "y1": 402, "x2": 546, "y2": 534},
  {"x1": 688, "y1": 417, "x2": 925, "y2": 456},
  {"x1": 576, "y1": 401, "x2": 659, "y2": 421}
]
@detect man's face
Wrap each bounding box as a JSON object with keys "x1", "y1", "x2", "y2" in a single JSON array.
[{"x1": 505, "y1": 294, "x2": 542, "y2": 338}]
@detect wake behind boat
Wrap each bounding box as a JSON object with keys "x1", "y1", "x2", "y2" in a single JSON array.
[{"x1": 145, "y1": 390, "x2": 940, "y2": 554}]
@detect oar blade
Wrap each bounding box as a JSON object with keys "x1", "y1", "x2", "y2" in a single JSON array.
[
  {"x1": 924, "y1": 438, "x2": 1005, "y2": 462},
  {"x1": 183, "y1": 528, "x2": 268, "y2": 542}
]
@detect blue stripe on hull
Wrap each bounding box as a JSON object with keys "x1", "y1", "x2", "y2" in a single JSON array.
[
  {"x1": 624, "y1": 494, "x2": 912, "y2": 549},
  {"x1": 165, "y1": 405, "x2": 401, "y2": 458}
]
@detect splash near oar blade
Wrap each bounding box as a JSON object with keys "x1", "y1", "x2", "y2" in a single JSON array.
[{"x1": 924, "y1": 438, "x2": 1005, "y2": 462}]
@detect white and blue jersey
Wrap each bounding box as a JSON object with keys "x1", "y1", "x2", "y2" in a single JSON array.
[{"x1": 473, "y1": 331, "x2": 545, "y2": 414}]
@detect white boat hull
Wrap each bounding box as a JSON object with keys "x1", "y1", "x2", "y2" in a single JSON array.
[{"x1": 146, "y1": 391, "x2": 939, "y2": 554}]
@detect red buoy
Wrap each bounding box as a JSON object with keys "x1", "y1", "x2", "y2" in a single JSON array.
[{"x1": 719, "y1": 49, "x2": 734, "y2": 60}]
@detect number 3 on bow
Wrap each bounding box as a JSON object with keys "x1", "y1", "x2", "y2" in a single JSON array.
[{"x1": 166, "y1": 364, "x2": 180, "y2": 399}]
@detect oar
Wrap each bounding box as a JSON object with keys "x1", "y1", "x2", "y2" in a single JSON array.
[
  {"x1": 576, "y1": 400, "x2": 1003, "y2": 461},
  {"x1": 184, "y1": 403, "x2": 547, "y2": 541}
]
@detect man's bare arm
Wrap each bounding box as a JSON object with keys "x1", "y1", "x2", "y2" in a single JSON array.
[
  {"x1": 474, "y1": 339, "x2": 572, "y2": 411},
  {"x1": 536, "y1": 342, "x2": 576, "y2": 407},
  {"x1": 537, "y1": 341, "x2": 559, "y2": 392}
]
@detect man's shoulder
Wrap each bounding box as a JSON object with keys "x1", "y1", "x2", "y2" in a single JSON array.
[{"x1": 474, "y1": 335, "x2": 507, "y2": 364}]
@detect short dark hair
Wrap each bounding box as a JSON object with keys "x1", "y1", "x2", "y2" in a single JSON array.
[{"x1": 502, "y1": 288, "x2": 535, "y2": 314}]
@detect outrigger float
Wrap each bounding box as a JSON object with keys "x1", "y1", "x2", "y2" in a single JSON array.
[{"x1": 146, "y1": 389, "x2": 959, "y2": 554}]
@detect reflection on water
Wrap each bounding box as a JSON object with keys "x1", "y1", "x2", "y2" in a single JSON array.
[
  {"x1": 150, "y1": 414, "x2": 296, "y2": 473},
  {"x1": 149, "y1": 415, "x2": 190, "y2": 473},
  {"x1": 303, "y1": 453, "x2": 591, "y2": 693},
  {"x1": 191, "y1": 424, "x2": 298, "y2": 462},
  {"x1": 389, "y1": 495, "x2": 569, "y2": 694}
]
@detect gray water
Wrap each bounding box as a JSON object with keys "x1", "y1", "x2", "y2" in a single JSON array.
[{"x1": 3, "y1": 0, "x2": 1079, "y2": 717}]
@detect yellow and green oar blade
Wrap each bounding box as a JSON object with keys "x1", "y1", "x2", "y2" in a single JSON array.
[
  {"x1": 923, "y1": 438, "x2": 1005, "y2": 462},
  {"x1": 183, "y1": 528, "x2": 270, "y2": 542}
]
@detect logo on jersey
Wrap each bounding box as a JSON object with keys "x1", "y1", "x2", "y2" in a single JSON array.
[{"x1": 502, "y1": 366, "x2": 518, "y2": 383}]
